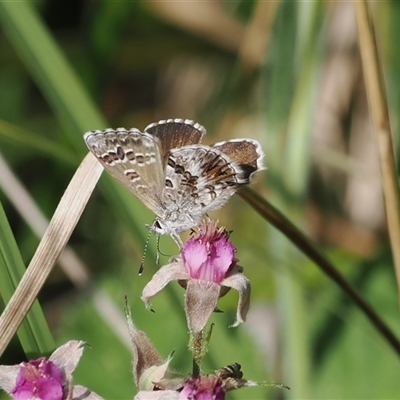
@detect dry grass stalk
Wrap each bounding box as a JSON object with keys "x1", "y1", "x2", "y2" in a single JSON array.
[
  {"x1": 354, "y1": 1, "x2": 400, "y2": 296},
  {"x1": 145, "y1": 1, "x2": 244, "y2": 52},
  {"x1": 239, "y1": 187, "x2": 400, "y2": 356},
  {"x1": 0, "y1": 153, "x2": 131, "y2": 347},
  {"x1": 0, "y1": 153, "x2": 102, "y2": 355},
  {"x1": 238, "y1": 0, "x2": 279, "y2": 69}
]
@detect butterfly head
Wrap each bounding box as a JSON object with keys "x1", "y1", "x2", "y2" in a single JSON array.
[
  {"x1": 149, "y1": 219, "x2": 165, "y2": 235},
  {"x1": 148, "y1": 218, "x2": 184, "y2": 248}
]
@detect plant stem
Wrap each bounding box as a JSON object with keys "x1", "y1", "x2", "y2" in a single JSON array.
[
  {"x1": 354, "y1": 0, "x2": 400, "y2": 300},
  {"x1": 190, "y1": 331, "x2": 203, "y2": 377},
  {"x1": 240, "y1": 187, "x2": 400, "y2": 357}
]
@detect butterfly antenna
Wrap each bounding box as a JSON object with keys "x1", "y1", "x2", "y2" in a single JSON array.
[{"x1": 139, "y1": 228, "x2": 152, "y2": 275}]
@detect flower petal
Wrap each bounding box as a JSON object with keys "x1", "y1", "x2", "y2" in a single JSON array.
[
  {"x1": 0, "y1": 365, "x2": 21, "y2": 393},
  {"x1": 210, "y1": 237, "x2": 236, "y2": 281},
  {"x1": 220, "y1": 265, "x2": 251, "y2": 327},
  {"x1": 181, "y1": 238, "x2": 208, "y2": 277},
  {"x1": 135, "y1": 390, "x2": 179, "y2": 400},
  {"x1": 185, "y1": 280, "x2": 220, "y2": 333},
  {"x1": 72, "y1": 385, "x2": 105, "y2": 400},
  {"x1": 142, "y1": 258, "x2": 188, "y2": 307},
  {"x1": 34, "y1": 377, "x2": 63, "y2": 400},
  {"x1": 49, "y1": 340, "x2": 85, "y2": 379},
  {"x1": 139, "y1": 357, "x2": 174, "y2": 391}
]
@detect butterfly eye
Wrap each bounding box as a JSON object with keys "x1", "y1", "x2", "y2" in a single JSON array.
[{"x1": 152, "y1": 219, "x2": 166, "y2": 235}]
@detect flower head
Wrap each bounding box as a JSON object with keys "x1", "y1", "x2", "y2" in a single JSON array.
[
  {"x1": 142, "y1": 220, "x2": 251, "y2": 333},
  {"x1": 181, "y1": 221, "x2": 236, "y2": 283},
  {"x1": 11, "y1": 358, "x2": 64, "y2": 400},
  {"x1": 179, "y1": 376, "x2": 225, "y2": 400},
  {"x1": 0, "y1": 341, "x2": 103, "y2": 400}
]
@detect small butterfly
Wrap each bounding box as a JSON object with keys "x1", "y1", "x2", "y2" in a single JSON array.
[{"x1": 84, "y1": 119, "x2": 264, "y2": 244}]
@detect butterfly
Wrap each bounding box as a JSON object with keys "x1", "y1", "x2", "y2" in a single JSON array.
[{"x1": 84, "y1": 118, "x2": 264, "y2": 245}]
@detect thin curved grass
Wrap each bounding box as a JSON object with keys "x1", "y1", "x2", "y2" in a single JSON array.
[
  {"x1": 0, "y1": 119, "x2": 76, "y2": 166},
  {"x1": 0, "y1": 2, "x2": 196, "y2": 357},
  {"x1": 239, "y1": 186, "x2": 400, "y2": 356}
]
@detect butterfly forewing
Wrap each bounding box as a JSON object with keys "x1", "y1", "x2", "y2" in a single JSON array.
[
  {"x1": 145, "y1": 119, "x2": 206, "y2": 161},
  {"x1": 84, "y1": 128, "x2": 165, "y2": 213}
]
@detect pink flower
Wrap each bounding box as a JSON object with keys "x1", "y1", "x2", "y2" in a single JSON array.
[
  {"x1": 11, "y1": 358, "x2": 64, "y2": 400},
  {"x1": 142, "y1": 221, "x2": 251, "y2": 333},
  {"x1": 0, "y1": 341, "x2": 104, "y2": 400},
  {"x1": 179, "y1": 376, "x2": 225, "y2": 400},
  {"x1": 181, "y1": 222, "x2": 236, "y2": 283}
]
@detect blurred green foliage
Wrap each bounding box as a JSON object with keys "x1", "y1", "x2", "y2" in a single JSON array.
[{"x1": 0, "y1": 1, "x2": 400, "y2": 399}]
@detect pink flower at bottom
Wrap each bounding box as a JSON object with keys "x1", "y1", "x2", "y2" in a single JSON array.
[
  {"x1": 11, "y1": 358, "x2": 64, "y2": 400},
  {"x1": 0, "y1": 341, "x2": 104, "y2": 400},
  {"x1": 179, "y1": 376, "x2": 225, "y2": 400}
]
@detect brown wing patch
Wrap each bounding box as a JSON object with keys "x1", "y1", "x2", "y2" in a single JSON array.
[
  {"x1": 213, "y1": 139, "x2": 264, "y2": 182},
  {"x1": 145, "y1": 119, "x2": 206, "y2": 160}
]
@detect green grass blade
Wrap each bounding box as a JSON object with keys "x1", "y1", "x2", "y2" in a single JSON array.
[
  {"x1": 0, "y1": 200, "x2": 54, "y2": 357},
  {"x1": 355, "y1": 0, "x2": 400, "y2": 297},
  {"x1": 0, "y1": 1, "x2": 171, "y2": 355},
  {"x1": 0, "y1": 2, "x2": 154, "y2": 250},
  {"x1": 264, "y1": 2, "x2": 324, "y2": 397},
  {"x1": 0, "y1": 119, "x2": 76, "y2": 166},
  {"x1": 0, "y1": 2, "x2": 107, "y2": 135}
]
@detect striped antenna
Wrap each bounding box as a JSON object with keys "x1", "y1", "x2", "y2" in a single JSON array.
[{"x1": 138, "y1": 228, "x2": 152, "y2": 275}]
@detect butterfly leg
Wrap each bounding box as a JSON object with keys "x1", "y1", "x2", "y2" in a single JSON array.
[{"x1": 171, "y1": 233, "x2": 183, "y2": 248}]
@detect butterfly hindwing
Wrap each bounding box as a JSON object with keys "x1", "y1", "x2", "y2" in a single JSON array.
[{"x1": 164, "y1": 145, "x2": 242, "y2": 218}]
